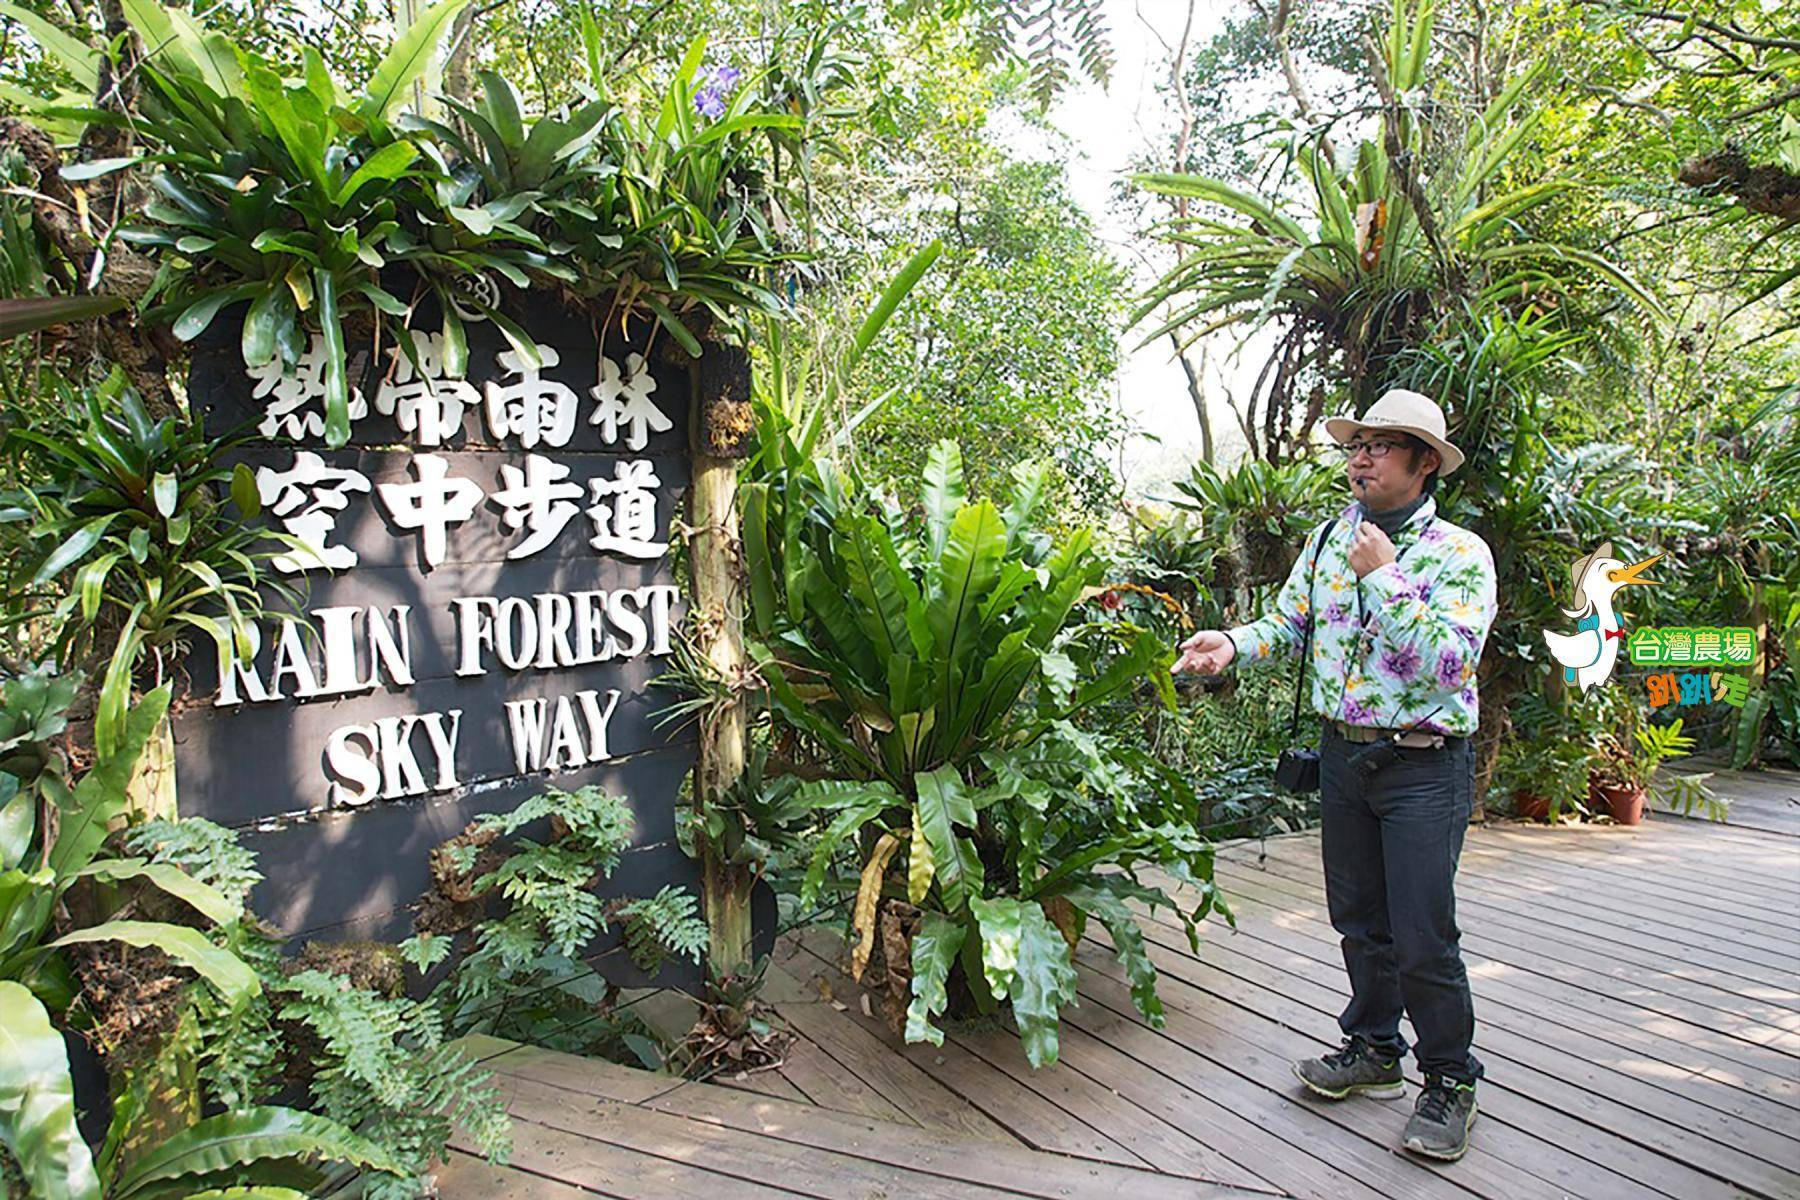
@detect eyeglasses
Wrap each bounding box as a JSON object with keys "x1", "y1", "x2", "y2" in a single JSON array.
[{"x1": 1337, "y1": 438, "x2": 1408, "y2": 459}]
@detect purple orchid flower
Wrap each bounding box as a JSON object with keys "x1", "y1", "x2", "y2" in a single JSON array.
[{"x1": 693, "y1": 64, "x2": 743, "y2": 120}]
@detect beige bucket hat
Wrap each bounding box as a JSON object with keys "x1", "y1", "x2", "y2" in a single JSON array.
[{"x1": 1324, "y1": 388, "x2": 1466, "y2": 475}]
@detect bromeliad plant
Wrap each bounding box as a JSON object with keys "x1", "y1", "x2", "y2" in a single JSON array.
[
  {"x1": 18, "y1": 0, "x2": 813, "y2": 445},
  {"x1": 3, "y1": 377, "x2": 297, "y2": 758},
  {"x1": 1129, "y1": 0, "x2": 1663, "y2": 447},
  {"x1": 746, "y1": 442, "x2": 1229, "y2": 1068}
]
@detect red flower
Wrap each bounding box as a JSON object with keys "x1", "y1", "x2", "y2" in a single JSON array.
[{"x1": 1100, "y1": 589, "x2": 1123, "y2": 611}]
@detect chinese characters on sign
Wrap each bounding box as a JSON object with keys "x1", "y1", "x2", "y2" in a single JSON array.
[
  {"x1": 1643, "y1": 670, "x2": 1751, "y2": 710},
  {"x1": 1626, "y1": 626, "x2": 1757, "y2": 667},
  {"x1": 1629, "y1": 625, "x2": 1758, "y2": 710},
  {"x1": 251, "y1": 334, "x2": 675, "y2": 575}
]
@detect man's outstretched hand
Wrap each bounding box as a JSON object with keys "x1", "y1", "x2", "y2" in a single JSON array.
[{"x1": 1173, "y1": 629, "x2": 1236, "y2": 676}]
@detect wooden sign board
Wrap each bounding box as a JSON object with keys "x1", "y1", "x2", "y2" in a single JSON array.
[{"x1": 176, "y1": 290, "x2": 718, "y2": 986}]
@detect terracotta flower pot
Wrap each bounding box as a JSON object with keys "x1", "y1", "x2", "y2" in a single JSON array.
[
  {"x1": 1592, "y1": 781, "x2": 1647, "y2": 825},
  {"x1": 1513, "y1": 790, "x2": 1552, "y2": 822}
]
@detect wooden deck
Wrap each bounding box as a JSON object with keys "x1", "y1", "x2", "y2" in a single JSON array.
[{"x1": 441, "y1": 766, "x2": 1800, "y2": 1199}]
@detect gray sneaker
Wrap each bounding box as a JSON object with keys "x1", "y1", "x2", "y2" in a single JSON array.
[
  {"x1": 1402, "y1": 1075, "x2": 1478, "y2": 1161},
  {"x1": 1292, "y1": 1037, "x2": 1405, "y2": 1100}
]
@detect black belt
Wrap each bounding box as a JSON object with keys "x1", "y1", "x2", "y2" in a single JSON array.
[{"x1": 1328, "y1": 719, "x2": 1465, "y2": 749}]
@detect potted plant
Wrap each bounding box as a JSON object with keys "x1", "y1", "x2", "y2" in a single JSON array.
[
  {"x1": 1591, "y1": 715, "x2": 1717, "y2": 825},
  {"x1": 1493, "y1": 735, "x2": 1594, "y2": 822}
]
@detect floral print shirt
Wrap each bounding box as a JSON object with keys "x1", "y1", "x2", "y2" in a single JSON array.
[{"x1": 1224, "y1": 494, "x2": 1498, "y2": 737}]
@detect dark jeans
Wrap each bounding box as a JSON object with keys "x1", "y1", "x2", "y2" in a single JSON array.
[{"x1": 1319, "y1": 718, "x2": 1483, "y2": 1085}]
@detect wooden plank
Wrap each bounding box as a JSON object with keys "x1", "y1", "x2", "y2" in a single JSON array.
[
  {"x1": 625, "y1": 988, "x2": 814, "y2": 1106},
  {"x1": 942, "y1": 1010, "x2": 1270, "y2": 1181},
  {"x1": 1073, "y1": 946, "x2": 1739, "y2": 1200},
  {"x1": 448, "y1": 1107, "x2": 803, "y2": 1200},
  {"x1": 481, "y1": 1043, "x2": 673, "y2": 1102},
  {"x1": 1184, "y1": 872, "x2": 1800, "y2": 1124},
  {"x1": 1657, "y1": 797, "x2": 1800, "y2": 837},
  {"x1": 1205, "y1": 861, "x2": 1800, "y2": 1103},
  {"x1": 1213, "y1": 854, "x2": 1800, "y2": 1079},
  {"x1": 770, "y1": 1029, "x2": 918, "y2": 1119},
  {"x1": 1219, "y1": 845, "x2": 1800, "y2": 1002},
  {"x1": 764, "y1": 960, "x2": 1018, "y2": 1138},
  {"x1": 1466, "y1": 832, "x2": 1800, "y2": 912},
  {"x1": 1043, "y1": 1020, "x2": 1354, "y2": 1199},
  {"x1": 1287, "y1": 855, "x2": 1800, "y2": 975},
  {"x1": 1112, "y1": 929, "x2": 1800, "y2": 1197},
  {"x1": 632, "y1": 1052, "x2": 1274, "y2": 1200},
  {"x1": 434, "y1": 1149, "x2": 611, "y2": 1200},
  {"x1": 500, "y1": 1073, "x2": 1143, "y2": 1200},
  {"x1": 1457, "y1": 833, "x2": 1800, "y2": 925},
  {"x1": 783, "y1": 928, "x2": 1153, "y2": 1165},
  {"x1": 1237, "y1": 841, "x2": 1800, "y2": 1050},
  {"x1": 1445, "y1": 844, "x2": 1800, "y2": 954},
  {"x1": 1066, "y1": 964, "x2": 1571, "y2": 1200},
  {"x1": 1255, "y1": 830, "x2": 1800, "y2": 961},
  {"x1": 1296, "y1": 820, "x2": 1800, "y2": 889}
]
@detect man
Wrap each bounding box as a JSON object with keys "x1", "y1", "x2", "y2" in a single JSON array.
[{"x1": 1172, "y1": 388, "x2": 1498, "y2": 1162}]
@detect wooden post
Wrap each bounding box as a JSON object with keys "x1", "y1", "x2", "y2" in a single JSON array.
[
  {"x1": 124, "y1": 710, "x2": 178, "y2": 823},
  {"x1": 685, "y1": 335, "x2": 756, "y2": 973}
]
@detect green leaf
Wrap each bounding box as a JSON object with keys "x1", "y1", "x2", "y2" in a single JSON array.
[
  {"x1": 151, "y1": 472, "x2": 177, "y2": 518},
  {"x1": 1064, "y1": 882, "x2": 1162, "y2": 1027},
  {"x1": 921, "y1": 441, "x2": 965, "y2": 557},
  {"x1": 59, "y1": 157, "x2": 141, "y2": 181},
  {"x1": 641, "y1": 292, "x2": 702, "y2": 357},
  {"x1": 50, "y1": 685, "x2": 170, "y2": 879},
  {"x1": 231, "y1": 462, "x2": 261, "y2": 518},
  {"x1": 0, "y1": 981, "x2": 100, "y2": 1200},
  {"x1": 172, "y1": 289, "x2": 240, "y2": 342},
  {"x1": 0, "y1": 783, "x2": 33, "y2": 873},
  {"x1": 32, "y1": 512, "x2": 118, "y2": 585},
  {"x1": 0, "y1": 296, "x2": 127, "y2": 340},
  {"x1": 0, "y1": 1, "x2": 99, "y2": 90},
  {"x1": 903, "y1": 911, "x2": 966, "y2": 1047},
  {"x1": 111, "y1": 1106, "x2": 407, "y2": 1197},
  {"x1": 239, "y1": 286, "x2": 288, "y2": 368},
  {"x1": 914, "y1": 766, "x2": 977, "y2": 913},
  {"x1": 77, "y1": 859, "x2": 241, "y2": 925},
  {"x1": 971, "y1": 896, "x2": 1077, "y2": 1067},
  {"x1": 53, "y1": 921, "x2": 258, "y2": 1007},
  {"x1": 440, "y1": 300, "x2": 467, "y2": 378},
  {"x1": 797, "y1": 784, "x2": 899, "y2": 910},
  {"x1": 359, "y1": 0, "x2": 473, "y2": 122},
  {"x1": 315, "y1": 269, "x2": 348, "y2": 446},
  {"x1": 0, "y1": 867, "x2": 54, "y2": 962},
  {"x1": 969, "y1": 894, "x2": 1023, "y2": 999},
  {"x1": 928, "y1": 500, "x2": 1005, "y2": 667},
  {"x1": 334, "y1": 140, "x2": 418, "y2": 207},
  {"x1": 1039, "y1": 650, "x2": 1077, "y2": 706}
]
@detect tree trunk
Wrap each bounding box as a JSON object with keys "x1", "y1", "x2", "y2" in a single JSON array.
[
  {"x1": 1173, "y1": 334, "x2": 1214, "y2": 465},
  {"x1": 685, "y1": 336, "x2": 755, "y2": 974}
]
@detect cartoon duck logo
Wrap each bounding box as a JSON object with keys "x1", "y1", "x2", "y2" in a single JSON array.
[{"x1": 1542, "y1": 541, "x2": 1663, "y2": 693}]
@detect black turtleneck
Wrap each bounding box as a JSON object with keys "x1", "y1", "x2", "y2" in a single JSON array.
[{"x1": 1360, "y1": 490, "x2": 1429, "y2": 538}]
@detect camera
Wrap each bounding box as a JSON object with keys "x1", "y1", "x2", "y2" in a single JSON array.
[{"x1": 1274, "y1": 747, "x2": 1321, "y2": 793}]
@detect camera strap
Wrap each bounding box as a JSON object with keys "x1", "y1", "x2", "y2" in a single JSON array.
[{"x1": 1288, "y1": 517, "x2": 1339, "y2": 740}]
